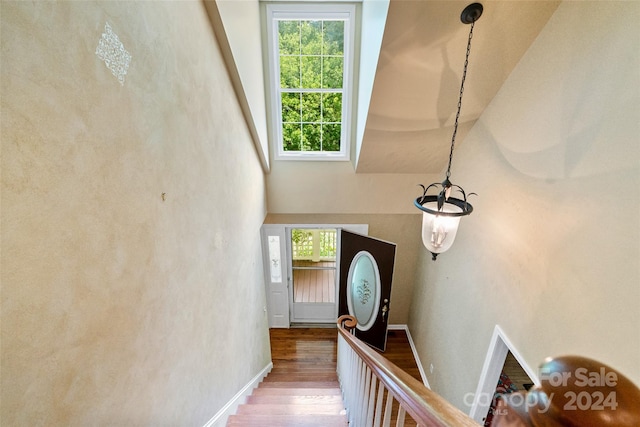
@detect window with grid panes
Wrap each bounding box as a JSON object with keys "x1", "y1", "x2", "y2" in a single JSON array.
[{"x1": 266, "y1": 4, "x2": 355, "y2": 160}]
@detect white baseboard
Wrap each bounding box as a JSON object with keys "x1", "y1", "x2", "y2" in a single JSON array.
[
  {"x1": 203, "y1": 362, "x2": 273, "y2": 427},
  {"x1": 388, "y1": 324, "x2": 430, "y2": 389}
]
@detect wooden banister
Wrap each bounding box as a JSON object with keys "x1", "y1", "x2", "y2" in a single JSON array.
[
  {"x1": 337, "y1": 316, "x2": 640, "y2": 427},
  {"x1": 336, "y1": 315, "x2": 478, "y2": 426}
]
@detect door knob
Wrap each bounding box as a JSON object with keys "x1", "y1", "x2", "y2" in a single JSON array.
[{"x1": 381, "y1": 299, "x2": 389, "y2": 322}]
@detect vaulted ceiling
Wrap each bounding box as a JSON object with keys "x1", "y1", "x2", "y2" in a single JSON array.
[
  {"x1": 356, "y1": 0, "x2": 560, "y2": 173},
  {"x1": 207, "y1": 0, "x2": 561, "y2": 175}
]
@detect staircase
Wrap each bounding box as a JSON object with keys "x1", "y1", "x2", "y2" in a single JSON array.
[
  {"x1": 226, "y1": 369, "x2": 348, "y2": 426},
  {"x1": 226, "y1": 328, "x2": 348, "y2": 426}
]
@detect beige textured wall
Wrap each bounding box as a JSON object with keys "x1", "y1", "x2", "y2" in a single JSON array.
[
  {"x1": 408, "y1": 0, "x2": 640, "y2": 413},
  {"x1": 265, "y1": 214, "x2": 422, "y2": 324},
  {"x1": 266, "y1": 162, "x2": 440, "y2": 214},
  {"x1": 1, "y1": 2, "x2": 270, "y2": 425},
  {"x1": 204, "y1": 0, "x2": 270, "y2": 170}
]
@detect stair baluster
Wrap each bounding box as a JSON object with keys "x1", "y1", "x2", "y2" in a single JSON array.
[{"x1": 336, "y1": 315, "x2": 478, "y2": 427}]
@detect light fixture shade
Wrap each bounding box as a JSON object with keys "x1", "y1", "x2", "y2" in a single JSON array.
[
  {"x1": 415, "y1": 195, "x2": 473, "y2": 259},
  {"x1": 420, "y1": 202, "x2": 463, "y2": 255}
]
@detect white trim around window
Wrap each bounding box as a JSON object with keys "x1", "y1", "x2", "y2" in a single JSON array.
[{"x1": 265, "y1": 2, "x2": 356, "y2": 161}]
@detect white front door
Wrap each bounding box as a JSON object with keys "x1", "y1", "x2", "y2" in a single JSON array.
[
  {"x1": 288, "y1": 227, "x2": 339, "y2": 324},
  {"x1": 261, "y1": 224, "x2": 368, "y2": 328}
]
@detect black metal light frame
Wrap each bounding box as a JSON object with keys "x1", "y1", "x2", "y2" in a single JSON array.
[{"x1": 415, "y1": 2, "x2": 482, "y2": 260}]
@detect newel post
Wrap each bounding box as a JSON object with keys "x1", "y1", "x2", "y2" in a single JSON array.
[{"x1": 491, "y1": 355, "x2": 640, "y2": 426}]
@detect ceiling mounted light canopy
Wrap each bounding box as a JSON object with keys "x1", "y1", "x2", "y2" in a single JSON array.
[{"x1": 415, "y1": 2, "x2": 482, "y2": 260}]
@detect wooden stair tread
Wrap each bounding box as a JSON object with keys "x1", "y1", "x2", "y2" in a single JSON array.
[
  {"x1": 258, "y1": 380, "x2": 340, "y2": 388},
  {"x1": 227, "y1": 414, "x2": 348, "y2": 426},
  {"x1": 267, "y1": 372, "x2": 337, "y2": 377},
  {"x1": 245, "y1": 394, "x2": 344, "y2": 405},
  {"x1": 269, "y1": 367, "x2": 336, "y2": 372},
  {"x1": 263, "y1": 373, "x2": 338, "y2": 382},
  {"x1": 250, "y1": 387, "x2": 343, "y2": 396},
  {"x1": 236, "y1": 403, "x2": 346, "y2": 415}
]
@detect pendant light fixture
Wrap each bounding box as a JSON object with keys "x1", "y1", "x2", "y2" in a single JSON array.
[{"x1": 414, "y1": 3, "x2": 482, "y2": 260}]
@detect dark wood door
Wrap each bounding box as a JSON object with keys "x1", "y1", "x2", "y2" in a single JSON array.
[{"x1": 339, "y1": 230, "x2": 396, "y2": 352}]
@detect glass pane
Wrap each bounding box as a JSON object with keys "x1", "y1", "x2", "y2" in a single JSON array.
[
  {"x1": 267, "y1": 236, "x2": 282, "y2": 283},
  {"x1": 302, "y1": 123, "x2": 321, "y2": 151},
  {"x1": 280, "y1": 56, "x2": 300, "y2": 88},
  {"x1": 319, "y1": 230, "x2": 337, "y2": 259},
  {"x1": 421, "y1": 205, "x2": 462, "y2": 254},
  {"x1": 322, "y1": 124, "x2": 341, "y2": 152},
  {"x1": 301, "y1": 56, "x2": 322, "y2": 89},
  {"x1": 282, "y1": 123, "x2": 301, "y2": 151},
  {"x1": 323, "y1": 21, "x2": 344, "y2": 55},
  {"x1": 349, "y1": 253, "x2": 379, "y2": 329},
  {"x1": 322, "y1": 56, "x2": 343, "y2": 88},
  {"x1": 290, "y1": 229, "x2": 337, "y2": 262},
  {"x1": 275, "y1": 15, "x2": 348, "y2": 157},
  {"x1": 322, "y1": 93, "x2": 342, "y2": 123},
  {"x1": 281, "y1": 93, "x2": 301, "y2": 123},
  {"x1": 292, "y1": 229, "x2": 314, "y2": 258},
  {"x1": 300, "y1": 21, "x2": 322, "y2": 55},
  {"x1": 278, "y1": 21, "x2": 300, "y2": 55},
  {"x1": 291, "y1": 229, "x2": 337, "y2": 304},
  {"x1": 301, "y1": 93, "x2": 321, "y2": 123}
]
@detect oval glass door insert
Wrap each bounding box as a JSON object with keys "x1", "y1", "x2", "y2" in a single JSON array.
[{"x1": 346, "y1": 250, "x2": 381, "y2": 331}]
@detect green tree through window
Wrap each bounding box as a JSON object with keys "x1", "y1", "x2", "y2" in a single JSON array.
[
  {"x1": 278, "y1": 19, "x2": 344, "y2": 153},
  {"x1": 291, "y1": 229, "x2": 337, "y2": 260}
]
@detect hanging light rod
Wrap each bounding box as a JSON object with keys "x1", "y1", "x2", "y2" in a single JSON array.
[{"x1": 414, "y1": 2, "x2": 482, "y2": 260}]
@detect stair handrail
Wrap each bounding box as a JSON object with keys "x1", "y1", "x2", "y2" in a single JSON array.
[{"x1": 337, "y1": 315, "x2": 478, "y2": 426}]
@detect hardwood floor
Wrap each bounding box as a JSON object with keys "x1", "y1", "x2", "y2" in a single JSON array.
[
  {"x1": 381, "y1": 329, "x2": 423, "y2": 382},
  {"x1": 269, "y1": 327, "x2": 423, "y2": 383}
]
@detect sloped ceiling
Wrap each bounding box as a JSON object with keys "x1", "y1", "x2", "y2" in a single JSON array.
[
  {"x1": 357, "y1": 0, "x2": 560, "y2": 173},
  {"x1": 209, "y1": 0, "x2": 561, "y2": 175}
]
